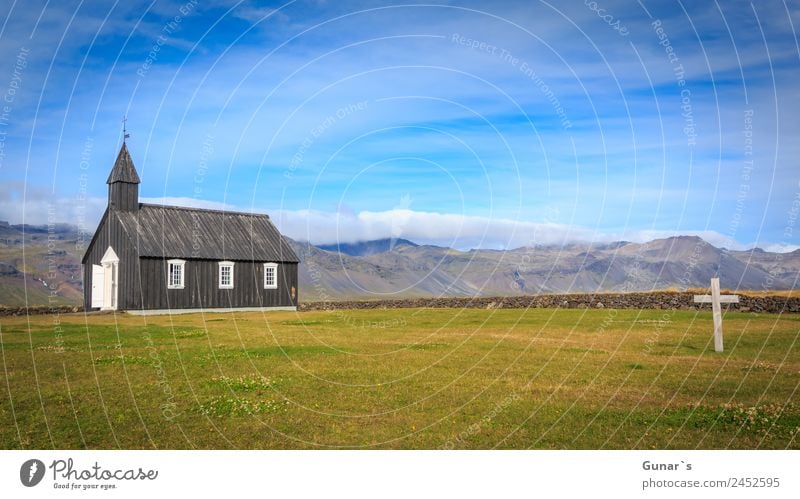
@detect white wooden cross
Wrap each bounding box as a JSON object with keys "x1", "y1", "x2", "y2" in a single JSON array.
[{"x1": 693, "y1": 277, "x2": 739, "y2": 352}]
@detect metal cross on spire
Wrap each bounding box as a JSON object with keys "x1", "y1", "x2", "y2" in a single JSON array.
[{"x1": 122, "y1": 116, "x2": 130, "y2": 142}]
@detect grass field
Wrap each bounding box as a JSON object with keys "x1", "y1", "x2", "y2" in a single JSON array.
[{"x1": 1, "y1": 307, "x2": 798, "y2": 449}]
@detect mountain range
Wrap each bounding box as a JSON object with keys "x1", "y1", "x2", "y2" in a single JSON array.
[
  {"x1": 0, "y1": 221, "x2": 797, "y2": 306},
  {"x1": 290, "y1": 235, "x2": 798, "y2": 301}
]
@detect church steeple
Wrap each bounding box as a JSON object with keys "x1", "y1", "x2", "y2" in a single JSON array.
[{"x1": 107, "y1": 142, "x2": 140, "y2": 211}]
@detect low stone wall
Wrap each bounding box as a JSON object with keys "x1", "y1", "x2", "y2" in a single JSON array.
[
  {"x1": 2, "y1": 293, "x2": 797, "y2": 316},
  {"x1": 0, "y1": 305, "x2": 82, "y2": 317},
  {"x1": 299, "y1": 292, "x2": 800, "y2": 314}
]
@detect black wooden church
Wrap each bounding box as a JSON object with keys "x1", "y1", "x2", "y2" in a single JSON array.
[{"x1": 82, "y1": 143, "x2": 299, "y2": 314}]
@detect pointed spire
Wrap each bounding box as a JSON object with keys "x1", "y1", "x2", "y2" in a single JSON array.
[{"x1": 106, "y1": 142, "x2": 140, "y2": 184}]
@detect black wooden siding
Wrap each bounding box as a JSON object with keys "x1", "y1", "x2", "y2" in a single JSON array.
[
  {"x1": 81, "y1": 209, "x2": 143, "y2": 310},
  {"x1": 83, "y1": 211, "x2": 298, "y2": 311},
  {"x1": 138, "y1": 258, "x2": 298, "y2": 309},
  {"x1": 108, "y1": 183, "x2": 138, "y2": 212}
]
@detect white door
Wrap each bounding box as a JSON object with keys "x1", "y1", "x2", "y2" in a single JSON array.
[
  {"x1": 100, "y1": 247, "x2": 119, "y2": 311},
  {"x1": 103, "y1": 263, "x2": 118, "y2": 309},
  {"x1": 91, "y1": 264, "x2": 104, "y2": 308}
]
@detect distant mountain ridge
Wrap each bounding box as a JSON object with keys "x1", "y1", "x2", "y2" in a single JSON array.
[
  {"x1": 290, "y1": 234, "x2": 799, "y2": 301},
  {"x1": 317, "y1": 238, "x2": 418, "y2": 256},
  {"x1": 1, "y1": 221, "x2": 797, "y2": 306}
]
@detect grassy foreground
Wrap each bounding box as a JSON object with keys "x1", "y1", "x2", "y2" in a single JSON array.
[{"x1": 1, "y1": 307, "x2": 798, "y2": 449}]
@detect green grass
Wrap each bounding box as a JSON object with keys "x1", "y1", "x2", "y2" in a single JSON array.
[
  {"x1": 196, "y1": 397, "x2": 288, "y2": 417},
  {"x1": 1, "y1": 307, "x2": 798, "y2": 449}
]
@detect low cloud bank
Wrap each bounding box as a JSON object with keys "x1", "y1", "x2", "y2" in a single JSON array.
[{"x1": 5, "y1": 195, "x2": 797, "y2": 253}]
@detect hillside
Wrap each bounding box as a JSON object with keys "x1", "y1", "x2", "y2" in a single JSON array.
[
  {"x1": 291, "y1": 235, "x2": 799, "y2": 301},
  {"x1": 0, "y1": 221, "x2": 85, "y2": 306},
  {"x1": 317, "y1": 238, "x2": 418, "y2": 256},
  {"x1": 1, "y1": 221, "x2": 797, "y2": 306}
]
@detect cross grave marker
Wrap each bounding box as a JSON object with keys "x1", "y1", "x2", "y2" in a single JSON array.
[{"x1": 693, "y1": 277, "x2": 739, "y2": 352}]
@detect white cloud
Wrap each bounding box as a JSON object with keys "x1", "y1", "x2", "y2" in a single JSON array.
[
  {"x1": 230, "y1": 5, "x2": 286, "y2": 24},
  {"x1": 0, "y1": 183, "x2": 105, "y2": 231},
  {"x1": 761, "y1": 243, "x2": 800, "y2": 254},
  {"x1": 139, "y1": 196, "x2": 236, "y2": 212},
  {"x1": 272, "y1": 207, "x2": 760, "y2": 251},
  {"x1": 4, "y1": 194, "x2": 795, "y2": 253},
  {"x1": 274, "y1": 208, "x2": 571, "y2": 249}
]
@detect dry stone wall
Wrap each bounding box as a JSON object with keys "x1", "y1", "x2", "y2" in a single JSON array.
[
  {"x1": 298, "y1": 292, "x2": 800, "y2": 314},
  {"x1": 0, "y1": 305, "x2": 81, "y2": 316},
  {"x1": 1, "y1": 293, "x2": 797, "y2": 316}
]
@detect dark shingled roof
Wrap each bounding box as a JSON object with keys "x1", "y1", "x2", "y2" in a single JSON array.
[
  {"x1": 107, "y1": 143, "x2": 141, "y2": 184},
  {"x1": 114, "y1": 204, "x2": 299, "y2": 262}
]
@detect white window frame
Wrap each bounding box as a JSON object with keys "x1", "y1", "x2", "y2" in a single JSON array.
[
  {"x1": 263, "y1": 262, "x2": 278, "y2": 289},
  {"x1": 167, "y1": 259, "x2": 186, "y2": 289},
  {"x1": 218, "y1": 261, "x2": 235, "y2": 289}
]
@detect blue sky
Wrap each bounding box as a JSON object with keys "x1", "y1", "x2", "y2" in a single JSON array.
[{"x1": 0, "y1": 0, "x2": 798, "y2": 250}]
